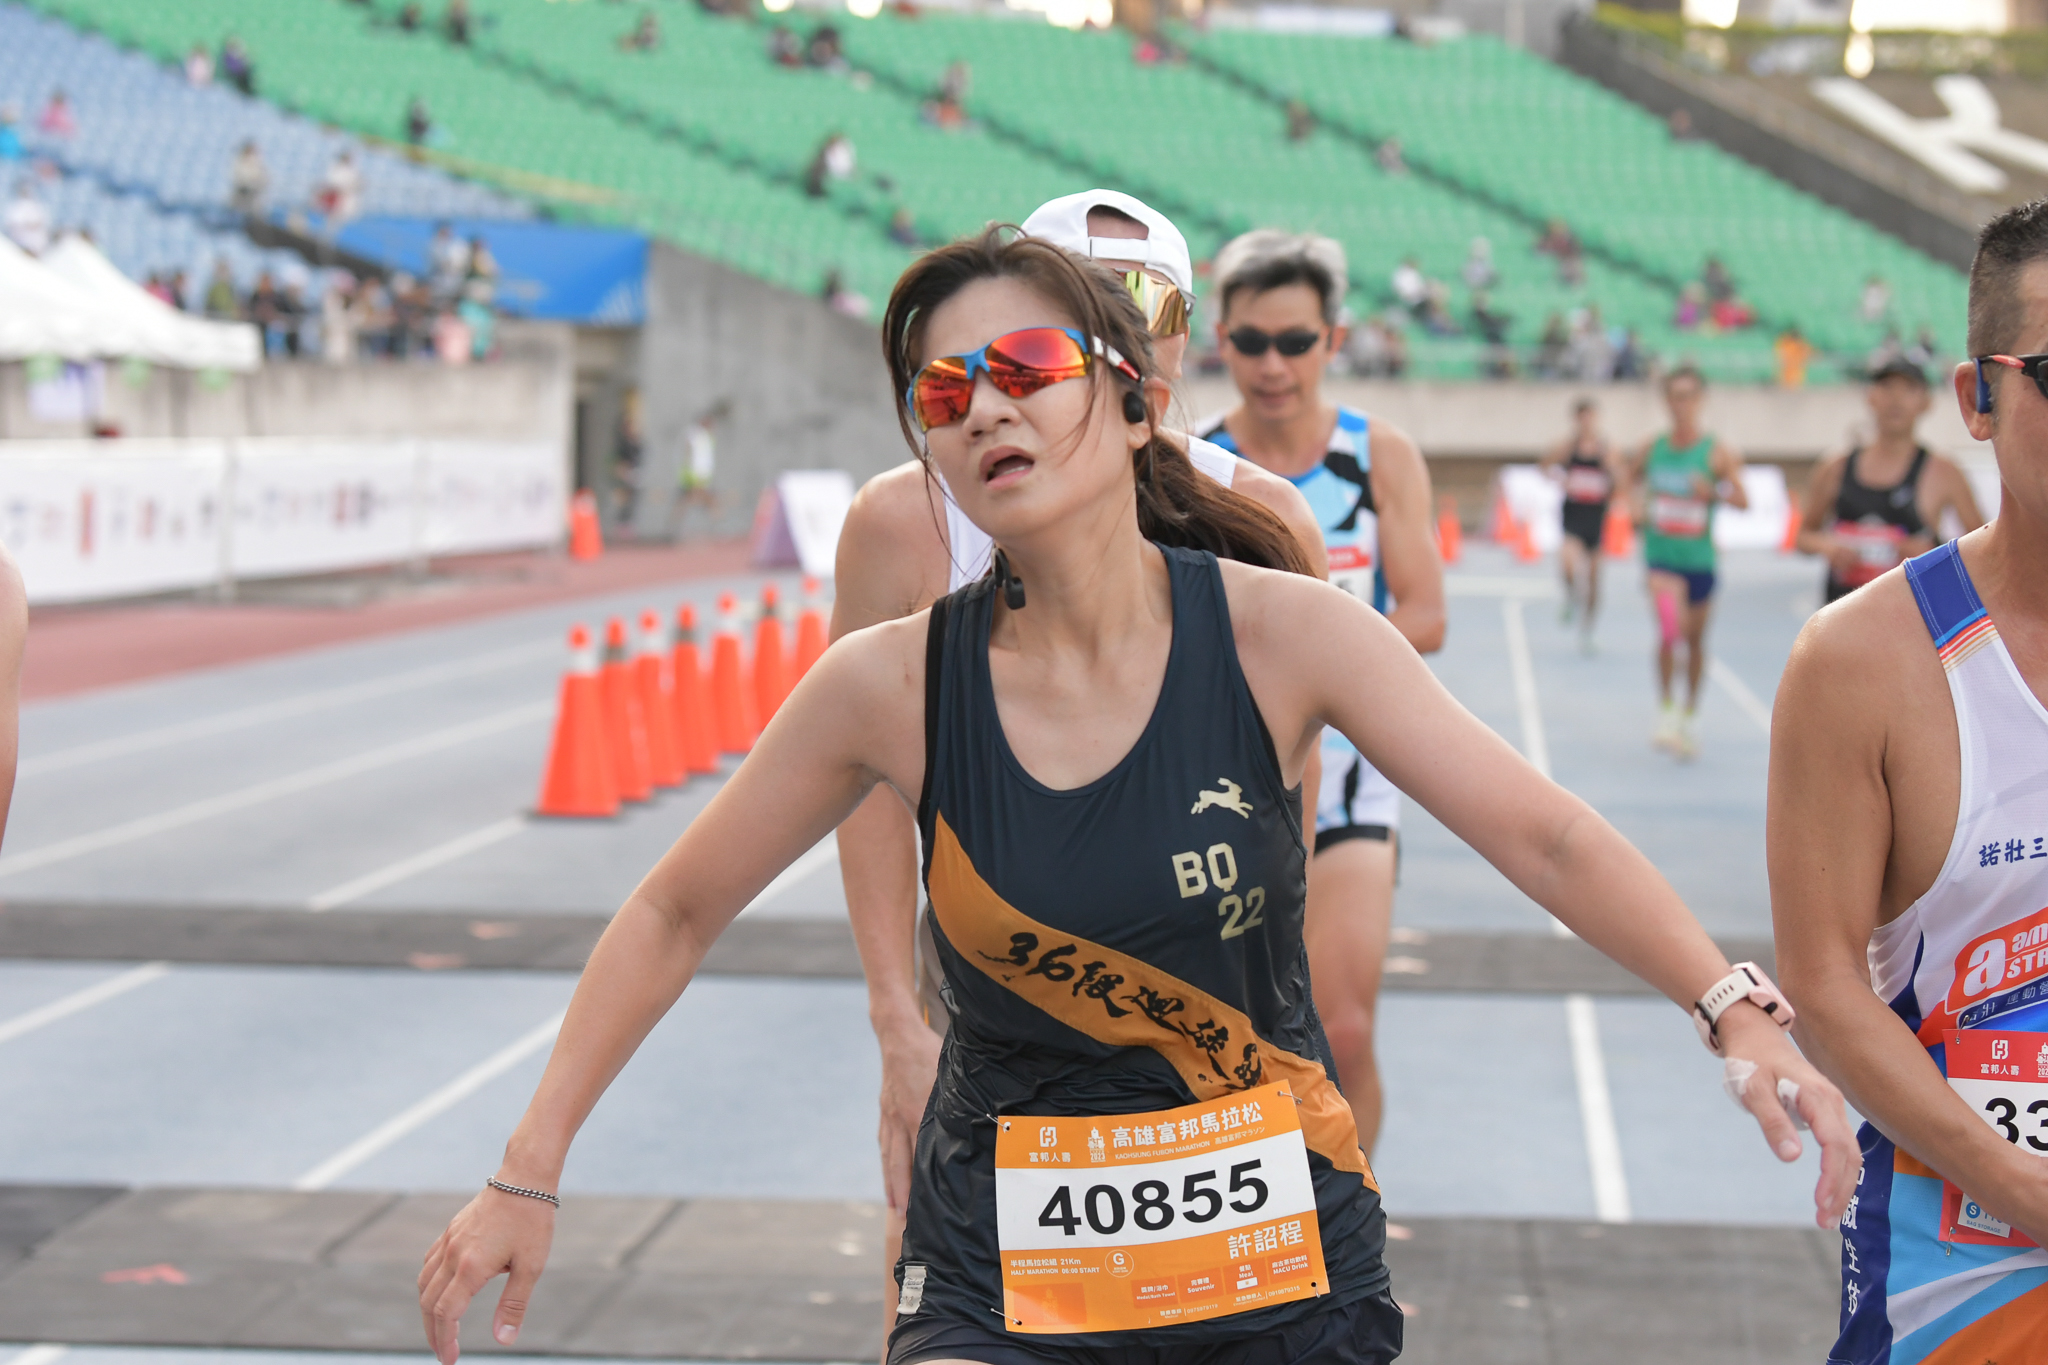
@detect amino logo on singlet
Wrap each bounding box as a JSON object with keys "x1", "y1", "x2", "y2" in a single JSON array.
[{"x1": 1928, "y1": 905, "x2": 2048, "y2": 1041}]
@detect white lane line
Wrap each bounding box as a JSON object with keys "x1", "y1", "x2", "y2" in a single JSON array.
[
  {"x1": 307, "y1": 816, "x2": 529, "y2": 912},
  {"x1": 293, "y1": 1011, "x2": 566, "y2": 1191},
  {"x1": 1502, "y1": 599, "x2": 1572, "y2": 942},
  {"x1": 0, "y1": 703, "x2": 551, "y2": 881},
  {"x1": 1709, "y1": 657, "x2": 1773, "y2": 736},
  {"x1": 20, "y1": 640, "x2": 554, "y2": 778},
  {"x1": 6, "y1": 1345, "x2": 71, "y2": 1365},
  {"x1": 737, "y1": 839, "x2": 840, "y2": 918},
  {"x1": 1448, "y1": 575, "x2": 1559, "y2": 600},
  {"x1": 0, "y1": 963, "x2": 170, "y2": 1048},
  {"x1": 1565, "y1": 994, "x2": 1633, "y2": 1224}
]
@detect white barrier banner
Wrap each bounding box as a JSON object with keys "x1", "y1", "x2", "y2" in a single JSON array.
[
  {"x1": 0, "y1": 443, "x2": 226, "y2": 603},
  {"x1": 0, "y1": 438, "x2": 565, "y2": 604}
]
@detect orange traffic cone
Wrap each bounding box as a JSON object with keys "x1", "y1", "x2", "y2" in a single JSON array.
[
  {"x1": 1780, "y1": 494, "x2": 1801, "y2": 553},
  {"x1": 1512, "y1": 516, "x2": 1540, "y2": 563},
  {"x1": 1601, "y1": 503, "x2": 1635, "y2": 560},
  {"x1": 710, "y1": 593, "x2": 755, "y2": 754},
  {"x1": 793, "y1": 577, "x2": 828, "y2": 680},
  {"x1": 753, "y1": 585, "x2": 790, "y2": 723},
  {"x1": 1489, "y1": 487, "x2": 1515, "y2": 544},
  {"x1": 600, "y1": 617, "x2": 653, "y2": 801},
  {"x1": 635, "y1": 610, "x2": 685, "y2": 787},
  {"x1": 671, "y1": 604, "x2": 719, "y2": 775},
  {"x1": 569, "y1": 490, "x2": 604, "y2": 562},
  {"x1": 534, "y1": 624, "x2": 619, "y2": 818},
  {"x1": 1435, "y1": 495, "x2": 1462, "y2": 566}
]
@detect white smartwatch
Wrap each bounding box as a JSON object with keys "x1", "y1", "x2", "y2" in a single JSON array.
[{"x1": 1693, "y1": 962, "x2": 1796, "y2": 1056}]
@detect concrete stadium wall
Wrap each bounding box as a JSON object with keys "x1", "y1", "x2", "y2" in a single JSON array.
[
  {"x1": 1557, "y1": 16, "x2": 1981, "y2": 271},
  {"x1": 634, "y1": 243, "x2": 907, "y2": 541},
  {"x1": 0, "y1": 321, "x2": 575, "y2": 454}
]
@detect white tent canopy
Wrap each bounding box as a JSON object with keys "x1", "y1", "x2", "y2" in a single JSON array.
[
  {"x1": 40, "y1": 235, "x2": 262, "y2": 372},
  {"x1": 0, "y1": 233, "x2": 261, "y2": 370}
]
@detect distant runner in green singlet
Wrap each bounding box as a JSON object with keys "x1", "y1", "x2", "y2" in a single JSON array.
[{"x1": 1625, "y1": 365, "x2": 1748, "y2": 760}]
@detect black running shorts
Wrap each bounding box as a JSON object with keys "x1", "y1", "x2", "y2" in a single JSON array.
[{"x1": 887, "y1": 1291, "x2": 1403, "y2": 1365}]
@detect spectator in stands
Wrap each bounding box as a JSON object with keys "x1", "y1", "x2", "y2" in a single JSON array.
[
  {"x1": 1390, "y1": 255, "x2": 1427, "y2": 315},
  {"x1": 921, "y1": 92, "x2": 967, "y2": 131},
  {"x1": 1674, "y1": 282, "x2": 1705, "y2": 331},
  {"x1": 458, "y1": 278, "x2": 496, "y2": 360},
  {"x1": 1667, "y1": 107, "x2": 1695, "y2": 141},
  {"x1": 1419, "y1": 279, "x2": 1458, "y2": 336},
  {"x1": 321, "y1": 274, "x2": 358, "y2": 364},
  {"x1": 467, "y1": 235, "x2": 499, "y2": 289},
  {"x1": 168, "y1": 269, "x2": 191, "y2": 312},
  {"x1": 399, "y1": 3, "x2": 424, "y2": 32},
  {"x1": 447, "y1": 0, "x2": 472, "y2": 44},
  {"x1": 318, "y1": 150, "x2": 363, "y2": 227},
  {"x1": 938, "y1": 60, "x2": 971, "y2": 106},
  {"x1": 806, "y1": 25, "x2": 846, "y2": 70},
  {"x1": 1701, "y1": 254, "x2": 1735, "y2": 304},
  {"x1": 1612, "y1": 327, "x2": 1646, "y2": 380},
  {"x1": 185, "y1": 45, "x2": 214, "y2": 88},
  {"x1": 353, "y1": 275, "x2": 395, "y2": 356},
  {"x1": 1375, "y1": 136, "x2": 1406, "y2": 175},
  {"x1": 620, "y1": 11, "x2": 660, "y2": 52},
  {"x1": 248, "y1": 271, "x2": 284, "y2": 353},
  {"x1": 1904, "y1": 324, "x2": 1937, "y2": 370},
  {"x1": 220, "y1": 37, "x2": 255, "y2": 95},
  {"x1": 1709, "y1": 292, "x2": 1754, "y2": 331},
  {"x1": 820, "y1": 267, "x2": 867, "y2": 318},
  {"x1": 1567, "y1": 305, "x2": 1613, "y2": 382},
  {"x1": 1774, "y1": 323, "x2": 1813, "y2": 389},
  {"x1": 804, "y1": 131, "x2": 854, "y2": 197},
  {"x1": 887, "y1": 206, "x2": 920, "y2": 247},
  {"x1": 1285, "y1": 99, "x2": 1314, "y2": 143},
  {"x1": 3, "y1": 180, "x2": 50, "y2": 257},
  {"x1": 36, "y1": 90, "x2": 76, "y2": 139},
  {"x1": 406, "y1": 96, "x2": 433, "y2": 148},
  {"x1": 202, "y1": 261, "x2": 240, "y2": 319},
  {"x1": 229, "y1": 140, "x2": 268, "y2": 216},
  {"x1": 0, "y1": 107, "x2": 21, "y2": 167},
  {"x1": 392, "y1": 272, "x2": 432, "y2": 355},
  {"x1": 769, "y1": 26, "x2": 804, "y2": 66},
  {"x1": 1535, "y1": 218, "x2": 1576, "y2": 260},
  {"x1": 1462, "y1": 236, "x2": 1497, "y2": 291},
  {"x1": 434, "y1": 304, "x2": 472, "y2": 366},
  {"x1": 428, "y1": 222, "x2": 471, "y2": 301},
  {"x1": 1859, "y1": 273, "x2": 1891, "y2": 325},
  {"x1": 1533, "y1": 311, "x2": 1569, "y2": 378},
  {"x1": 1470, "y1": 289, "x2": 1511, "y2": 347}
]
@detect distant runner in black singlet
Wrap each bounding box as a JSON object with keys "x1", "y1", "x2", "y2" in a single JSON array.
[
  {"x1": 417, "y1": 227, "x2": 1860, "y2": 1365},
  {"x1": 1795, "y1": 358, "x2": 1984, "y2": 605},
  {"x1": 1538, "y1": 396, "x2": 1620, "y2": 654}
]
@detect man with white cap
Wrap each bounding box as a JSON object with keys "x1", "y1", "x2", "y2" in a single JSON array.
[{"x1": 828, "y1": 190, "x2": 1327, "y2": 1335}]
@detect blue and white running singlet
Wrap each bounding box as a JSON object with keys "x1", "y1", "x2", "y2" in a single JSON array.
[
  {"x1": 1199, "y1": 409, "x2": 1397, "y2": 838},
  {"x1": 1835, "y1": 542, "x2": 2048, "y2": 1364}
]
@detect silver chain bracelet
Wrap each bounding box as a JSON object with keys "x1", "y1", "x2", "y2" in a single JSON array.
[{"x1": 487, "y1": 1177, "x2": 560, "y2": 1208}]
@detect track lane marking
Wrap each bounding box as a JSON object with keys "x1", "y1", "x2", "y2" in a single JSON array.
[
  {"x1": 1709, "y1": 657, "x2": 1774, "y2": 735},
  {"x1": 736, "y1": 839, "x2": 840, "y2": 918},
  {"x1": 0, "y1": 703, "x2": 551, "y2": 880},
  {"x1": 20, "y1": 640, "x2": 554, "y2": 778},
  {"x1": 0, "y1": 963, "x2": 171, "y2": 1048},
  {"x1": 307, "y1": 817, "x2": 529, "y2": 912},
  {"x1": 293, "y1": 1011, "x2": 566, "y2": 1191}
]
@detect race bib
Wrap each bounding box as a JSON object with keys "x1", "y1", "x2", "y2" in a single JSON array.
[
  {"x1": 1940, "y1": 1029, "x2": 2048, "y2": 1246},
  {"x1": 1564, "y1": 466, "x2": 1611, "y2": 504},
  {"x1": 1650, "y1": 494, "x2": 1708, "y2": 538},
  {"x1": 993, "y1": 1081, "x2": 1328, "y2": 1334},
  {"x1": 1327, "y1": 543, "x2": 1374, "y2": 604},
  {"x1": 1832, "y1": 520, "x2": 1908, "y2": 587}
]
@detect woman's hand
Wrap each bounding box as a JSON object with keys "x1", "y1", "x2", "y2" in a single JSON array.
[
  {"x1": 877, "y1": 1019, "x2": 943, "y2": 1214},
  {"x1": 1716, "y1": 1004, "x2": 1862, "y2": 1228},
  {"x1": 418, "y1": 1183, "x2": 557, "y2": 1363}
]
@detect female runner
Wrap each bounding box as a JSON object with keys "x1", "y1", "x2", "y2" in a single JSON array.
[{"x1": 418, "y1": 230, "x2": 1858, "y2": 1364}]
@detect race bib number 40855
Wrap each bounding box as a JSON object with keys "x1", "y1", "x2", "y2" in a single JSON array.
[{"x1": 993, "y1": 1081, "x2": 1328, "y2": 1334}]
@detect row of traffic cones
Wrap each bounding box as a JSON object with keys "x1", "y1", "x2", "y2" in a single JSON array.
[
  {"x1": 1484, "y1": 488, "x2": 1638, "y2": 563},
  {"x1": 535, "y1": 579, "x2": 831, "y2": 818}
]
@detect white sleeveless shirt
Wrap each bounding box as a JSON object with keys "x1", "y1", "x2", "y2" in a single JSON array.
[{"x1": 940, "y1": 435, "x2": 1240, "y2": 593}]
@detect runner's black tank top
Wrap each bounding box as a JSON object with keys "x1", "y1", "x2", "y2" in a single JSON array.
[
  {"x1": 1832, "y1": 445, "x2": 1928, "y2": 534},
  {"x1": 901, "y1": 545, "x2": 1388, "y2": 1345},
  {"x1": 1563, "y1": 442, "x2": 1613, "y2": 507}
]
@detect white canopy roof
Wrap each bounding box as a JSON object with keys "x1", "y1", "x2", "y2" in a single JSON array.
[
  {"x1": 40, "y1": 235, "x2": 262, "y2": 372},
  {"x1": 0, "y1": 234, "x2": 262, "y2": 371}
]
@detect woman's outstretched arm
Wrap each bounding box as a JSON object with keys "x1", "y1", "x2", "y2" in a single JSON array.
[{"x1": 418, "y1": 612, "x2": 928, "y2": 1363}]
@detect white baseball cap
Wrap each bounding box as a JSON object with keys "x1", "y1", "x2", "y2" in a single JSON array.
[{"x1": 1020, "y1": 189, "x2": 1195, "y2": 299}]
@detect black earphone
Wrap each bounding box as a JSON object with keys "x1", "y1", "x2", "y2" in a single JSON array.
[
  {"x1": 1122, "y1": 389, "x2": 1148, "y2": 425},
  {"x1": 1976, "y1": 359, "x2": 1994, "y2": 414},
  {"x1": 991, "y1": 547, "x2": 1026, "y2": 610}
]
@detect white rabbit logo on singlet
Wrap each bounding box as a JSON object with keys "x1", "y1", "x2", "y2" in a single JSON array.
[{"x1": 1191, "y1": 779, "x2": 1253, "y2": 818}]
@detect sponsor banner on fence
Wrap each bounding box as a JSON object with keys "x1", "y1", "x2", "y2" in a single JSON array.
[{"x1": 0, "y1": 438, "x2": 565, "y2": 604}]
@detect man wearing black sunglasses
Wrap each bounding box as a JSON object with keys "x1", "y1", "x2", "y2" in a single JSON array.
[
  {"x1": 1198, "y1": 229, "x2": 1445, "y2": 1159},
  {"x1": 1771, "y1": 198, "x2": 2048, "y2": 1365}
]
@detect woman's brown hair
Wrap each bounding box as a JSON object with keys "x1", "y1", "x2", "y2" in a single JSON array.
[{"x1": 882, "y1": 225, "x2": 1316, "y2": 578}]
